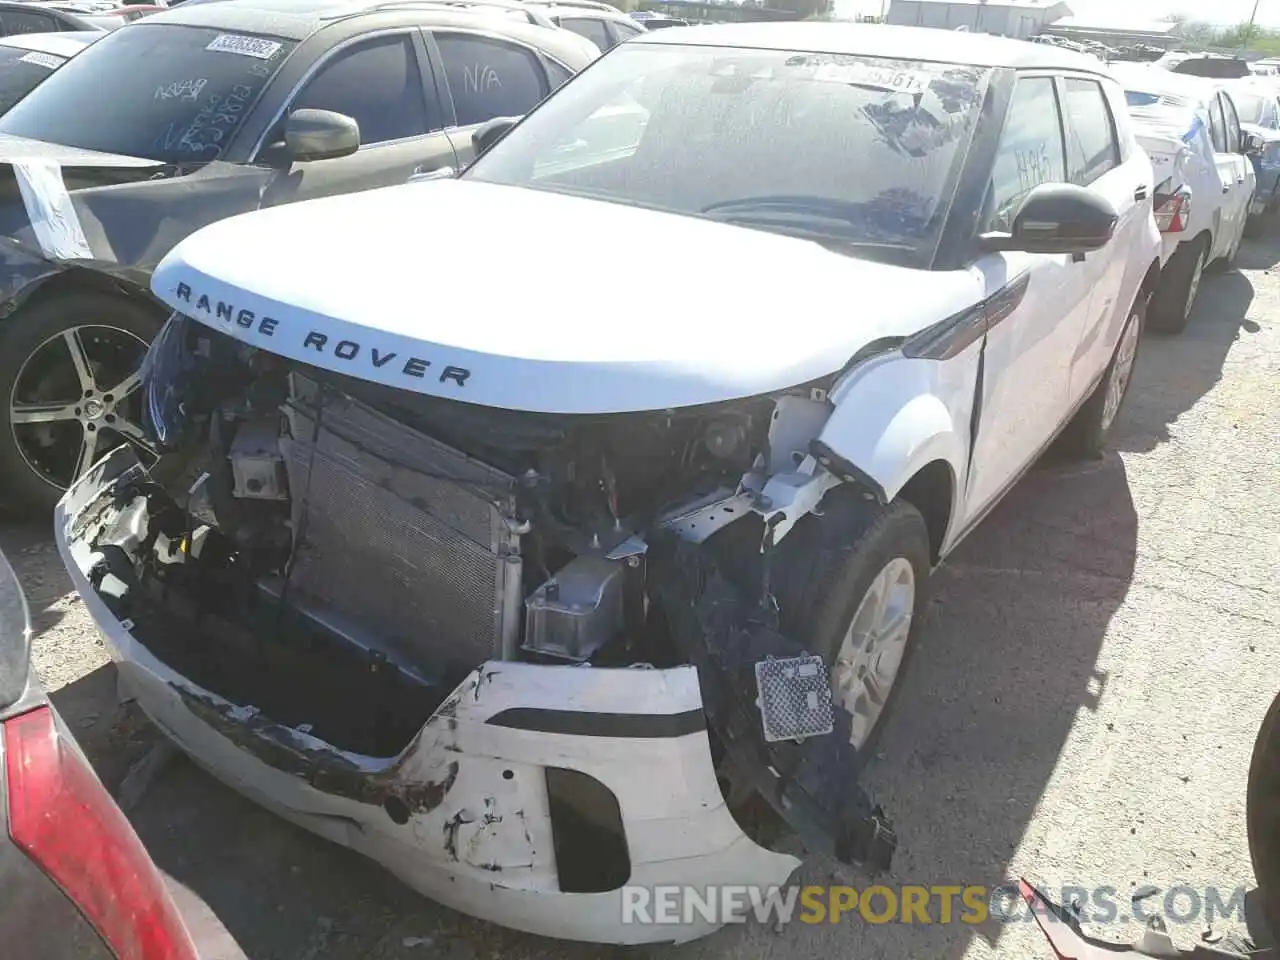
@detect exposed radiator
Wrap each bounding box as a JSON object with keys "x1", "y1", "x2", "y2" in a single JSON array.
[{"x1": 279, "y1": 376, "x2": 523, "y2": 670}]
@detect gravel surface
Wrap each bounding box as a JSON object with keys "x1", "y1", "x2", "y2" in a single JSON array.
[{"x1": 5, "y1": 234, "x2": 1280, "y2": 960}]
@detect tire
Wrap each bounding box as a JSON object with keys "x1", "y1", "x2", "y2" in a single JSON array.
[
  {"x1": 1149, "y1": 236, "x2": 1206, "y2": 335},
  {"x1": 1247, "y1": 689, "x2": 1280, "y2": 942},
  {"x1": 0, "y1": 290, "x2": 163, "y2": 514},
  {"x1": 1058, "y1": 286, "x2": 1145, "y2": 460},
  {"x1": 771, "y1": 489, "x2": 932, "y2": 756}
]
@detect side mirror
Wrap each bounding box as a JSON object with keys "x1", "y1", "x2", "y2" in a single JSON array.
[
  {"x1": 979, "y1": 183, "x2": 1118, "y2": 256},
  {"x1": 472, "y1": 115, "x2": 521, "y2": 157},
  {"x1": 284, "y1": 108, "x2": 360, "y2": 163},
  {"x1": 1244, "y1": 131, "x2": 1266, "y2": 155}
]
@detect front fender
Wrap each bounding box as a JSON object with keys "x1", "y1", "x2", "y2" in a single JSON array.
[
  {"x1": 816, "y1": 354, "x2": 973, "y2": 508},
  {"x1": 0, "y1": 240, "x2": 63, "y2": 317}
]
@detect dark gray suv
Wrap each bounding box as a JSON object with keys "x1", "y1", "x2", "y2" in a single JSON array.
[{"x1": 0, "y1": 0, "x2": 596, "y2": 513}]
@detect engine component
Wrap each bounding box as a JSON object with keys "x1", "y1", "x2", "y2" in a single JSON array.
[
  {"x1": 228, "y1": 418, "x2": 289, "y2": 500},
  {"x1": 280, "y1": 377, "x2": 523, "y2": 669},
  {"x1": 523, "y1": 555, "x2": 625, "y2": 661}
]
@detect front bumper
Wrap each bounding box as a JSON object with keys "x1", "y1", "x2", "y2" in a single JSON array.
[{"x1": 55, "y1": 447, "x2": 800, "y2": 945}]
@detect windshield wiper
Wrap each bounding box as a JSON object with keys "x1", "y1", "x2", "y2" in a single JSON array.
[{"x1": 700, "y1": 195, "x2": 921, "y2": 252}]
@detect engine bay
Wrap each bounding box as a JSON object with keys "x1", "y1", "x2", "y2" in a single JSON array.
[{"x1": 97, "y1": 313, "x2": 832, "y2": 756}]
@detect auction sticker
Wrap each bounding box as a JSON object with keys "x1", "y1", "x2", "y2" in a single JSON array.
[
  {"x1": 18, "y1": 51, "x2": 63, "y2": 71},
  {"x1": 206, "y1": 34, "x2": 283, "y2": 59},
  {"x1": 813, "y1": 61, "x2": 927, "y2": 95}
]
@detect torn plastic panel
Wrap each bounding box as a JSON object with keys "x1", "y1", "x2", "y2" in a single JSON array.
[
  {"x1": 1019, "y1": 882, "x2": 1262, "y2": 960},
  {"x1": 647, "y1": 530, "x2": 897, "y2": 871}
]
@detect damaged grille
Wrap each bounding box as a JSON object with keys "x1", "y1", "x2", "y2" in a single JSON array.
[{"x1": 280, "y1": 376, "x2": 521, "y2": 668}]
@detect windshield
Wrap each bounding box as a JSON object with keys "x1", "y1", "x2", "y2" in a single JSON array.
[
  {"x1": 1172, "y1": 58, "x2": 1250, "y2": 79},
  {"x1": 463, "y1": 43, "x2": 990, "y2": 267},
  {"x1": 0, "y1": 24, "x2": 296, "y2": 162},
  {"x1": 0, "y1": 46, "x2": 68, "y2": 116}
]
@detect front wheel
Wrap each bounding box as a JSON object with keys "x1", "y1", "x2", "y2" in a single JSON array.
[
  {"x1": 0, "y1": 291, "x2": 163, "y2": 514},
  {"x1": 1058, "y1": 287, "x2": 1145, "y2": 459},
  {"x1": 772, "y1": 490, "x2": 933, "y2": 754}
]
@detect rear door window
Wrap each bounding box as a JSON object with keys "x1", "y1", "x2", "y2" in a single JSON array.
[
  {"x1": 435, "y1": 32, "x2": 549, "y2": 127},
  {"x1": 1059, "y1": 77, "x2": 1120, "y2": 186},
  {"x1": 290, "y1": 33, "x2": 433, "y2": 144},
  {"x1": 0, "y1": 11, "x2": 59, "y2": 35},
  {"x1": 560, "y1": 16, "x2": 611, "y2": 51}
]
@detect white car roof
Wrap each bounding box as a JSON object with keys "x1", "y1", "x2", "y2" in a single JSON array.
[
  {"x1": 630, "y1": 21, "x2": 1112, "y2": 74},
  {"x1": 0, "y1": 31, "x2": 99, "y2": 58}
]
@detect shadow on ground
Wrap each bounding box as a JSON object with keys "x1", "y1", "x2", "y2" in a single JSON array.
[
  {"x1": 5, "y1": 452, "x2": 1139, "y2": 960},
  {"x1": 1116, "y1": 265, "x2": 1257, "y2": 454}
]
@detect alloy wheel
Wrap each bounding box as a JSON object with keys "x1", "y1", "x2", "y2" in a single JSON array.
[
  {"x1": 9, "y1": 325, "x2": 156, "y2": 492},
  {"x1": 830, "y1": 557, "x2": 916, "y2": 750},
  {"x1": 1100, "y1": 309, "x2": 1141, "y2": 434}
]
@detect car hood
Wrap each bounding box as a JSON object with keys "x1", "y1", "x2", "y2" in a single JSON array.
[{"x1": 151, "y1": 179, "x2": 982, "y2": 415}]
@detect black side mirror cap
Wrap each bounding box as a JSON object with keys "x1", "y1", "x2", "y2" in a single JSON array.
[
  {"x1": 284, "y1": 108, "x2": 360, "y2": 163},
  {"x1": 472, "y1": 115, "x2": 521, "y2": 157},
  {"x1": 979, "y1": 182, "x2": 1118, "y2": 256}
]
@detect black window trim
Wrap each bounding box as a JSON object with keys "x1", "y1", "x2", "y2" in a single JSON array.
[
  {"x1": 249, "y1": 26, "x2": 437, "y2": 162},
  {"x1": 423, "y1": 26, "x2": 555, "y2": 131},
  {"x1": 1054, "y1": 72, "x2": 1121, "y2": 188}
]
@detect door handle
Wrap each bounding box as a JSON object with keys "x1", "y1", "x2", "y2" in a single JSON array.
[
  {"x1": 1224, "y1": 185, "x2": 1231, "y2": 194},
  {"x1": 408, "y1": 164, "x2": 456, "y2": 183},
  {"x1": 1238, "y1": 176, "x2": 1247, "y2": 184},
  {"x1": 1134, "y1": 185, "x2": 1148, "y2": 201}
]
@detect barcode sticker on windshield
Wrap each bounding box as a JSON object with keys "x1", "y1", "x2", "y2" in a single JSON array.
[
  {"x1": 813, "y1": 62, "x2": 927, "y2": 95},
  {"x1": 18, "y1": 51, "x2": 62, "y2": 70},
  {"x1": 206, "y1": 34, "x2": 283, "y2": 60}
]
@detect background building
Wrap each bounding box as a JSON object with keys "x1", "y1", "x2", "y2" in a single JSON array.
[
  {"x1": 1043, "y1": 14, "x2": 1182, "y2": 49},
  {"x1": 885, "y1": 0, "x2": 1071, "y2": 40}
]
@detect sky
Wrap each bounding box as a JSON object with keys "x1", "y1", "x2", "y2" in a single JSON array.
[{"x1": 832, "y1": 0, "x2": 1280, "y2": 28}]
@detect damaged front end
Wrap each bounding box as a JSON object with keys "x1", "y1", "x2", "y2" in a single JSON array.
[{"x1": 56, "y1": 312, "x2": 894, "y2": 943}]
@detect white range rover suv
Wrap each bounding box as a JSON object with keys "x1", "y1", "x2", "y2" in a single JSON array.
[{"x1": 55, "y1": 24, "x2": 1161, "y2": 945}]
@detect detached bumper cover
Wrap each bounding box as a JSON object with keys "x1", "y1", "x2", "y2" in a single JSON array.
[{"x1": 55, "y1": 447, "x2": 804, "y2": 945}]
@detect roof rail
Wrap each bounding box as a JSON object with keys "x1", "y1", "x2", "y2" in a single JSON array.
[
  {"x1": 522, "y1": 0, "x2": 617, "y2": 11},
  {"x1": 362, "y1": 0, "x2": 548, "y2": 21}
]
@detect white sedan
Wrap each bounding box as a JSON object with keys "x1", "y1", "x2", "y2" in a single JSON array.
[{"x1": 56, "y1": 23, "x2": 1160, "y2": 945}]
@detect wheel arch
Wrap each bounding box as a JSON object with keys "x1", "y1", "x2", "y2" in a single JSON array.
[
  {"x1": 11, "y1": 266, "x2": 162, "y2": 319},
  {"x1": 895, "y1": 459, "x2": 956, "y2": 565}
]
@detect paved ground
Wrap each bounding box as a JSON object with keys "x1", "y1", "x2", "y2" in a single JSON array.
[{"x1": 5, "y1": 232, "x2": 1280, "y2": 960}]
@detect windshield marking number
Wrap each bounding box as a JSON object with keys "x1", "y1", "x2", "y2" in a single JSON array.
[
  {"x1": 813, "y1": 62, "x2": 927, "y2": 96},
  {"x1": 206, "y1": 34, "x2": 283, "y2": 60},
  {"x1": 155, "y1": 78, "x2": 208, "y2": 102},
  {"x1": 17, "y1": 51, "x2": 61, "y2": 71}
]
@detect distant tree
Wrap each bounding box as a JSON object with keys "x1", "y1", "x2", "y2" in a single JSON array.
[{"x1": 1178, "y1": 19, "x2": 1223, "y2": 47}]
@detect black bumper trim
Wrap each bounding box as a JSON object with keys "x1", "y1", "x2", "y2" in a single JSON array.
[{"x1": 486, "y1": 707, "x2": 706, "y2": 738}]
